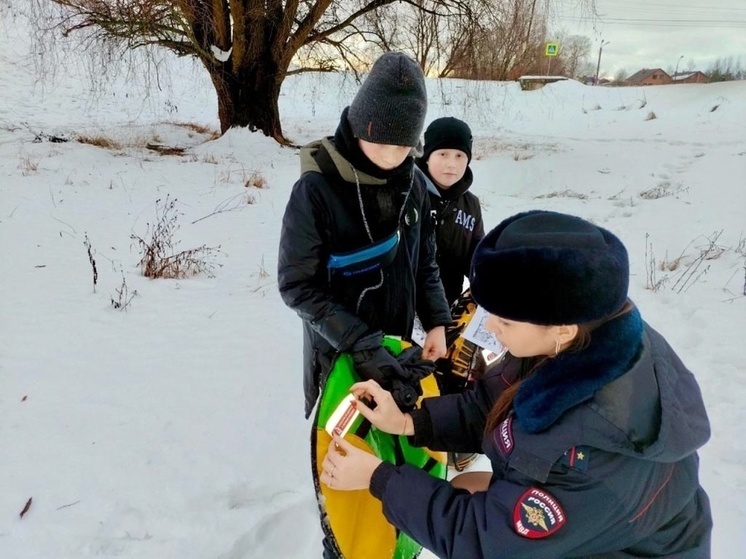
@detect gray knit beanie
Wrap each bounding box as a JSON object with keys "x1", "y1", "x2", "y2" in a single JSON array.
[{"x1": 347, "y1": 52, "x2": 427, "y2": 148}]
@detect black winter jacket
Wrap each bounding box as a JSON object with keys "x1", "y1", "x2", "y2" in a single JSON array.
[
  {"x1": 370, "y1": 308, "x2": 712, "y2": 558},
  {"x1": 278, "y1": 133, "x2": 452, "y2": 418},
  {"x1": 416, "y1": 162, "x2": 485, "y2": 305}
]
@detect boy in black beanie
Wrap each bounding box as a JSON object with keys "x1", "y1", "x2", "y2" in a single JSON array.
[
  {"x1": 417, "y1": 117, "x2": 485, "y2": 306},
  {"x1": 416, "y1": 117, "x2": 486, "y2": 470}
]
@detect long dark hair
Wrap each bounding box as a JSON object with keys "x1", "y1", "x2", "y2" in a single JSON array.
[{"x1": 484, "y1": 300, "x2": 635, "y2": 433}]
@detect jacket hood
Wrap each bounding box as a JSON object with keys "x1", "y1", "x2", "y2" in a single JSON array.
[
  {"x1": 515, "y1": 307, "x2": 710, "y2": 463},
  {"x1": 299, "y1": 138, "x2": 387, "y2": 186},
  {"x1": 300, "y1": 107, "x2": 421, "y2": 185}
]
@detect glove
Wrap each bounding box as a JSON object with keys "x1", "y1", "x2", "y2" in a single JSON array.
[
  {"x1": 350, "y1": 332, "x2": 406, "y2": 388},
  {"x1": 389, "y1": 378, "x2": 420, "y2": 410},
  {"x1": 389, "y1": 346, "x2": 437, "y2": 409},
  {"x1": 395, "y1": 346, "x2": 437, "y2": 382},
  {"x1": 351, "y1": 333, "x2": 436, "y2": 411}
]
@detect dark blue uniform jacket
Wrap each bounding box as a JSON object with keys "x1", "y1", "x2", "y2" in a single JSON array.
[{"x1": 370, "y1": 308, "x2": 712, "y2": 558}]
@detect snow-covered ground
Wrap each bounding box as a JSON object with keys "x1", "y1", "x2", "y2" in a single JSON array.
[{"x1": 2, "y1": 22, "x2": 745, "y2": 559}]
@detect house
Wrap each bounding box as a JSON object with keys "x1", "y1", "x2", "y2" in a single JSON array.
[
  {"x1": 671, "y1": 71, "x2": 709, "y2": 84},
  {"x1": 626, "y1": 68, "x2": 672, "y2": 86}
]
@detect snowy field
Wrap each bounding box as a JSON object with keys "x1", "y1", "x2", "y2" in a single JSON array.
[{"x1": 2, "y1": 26, "x2": 745, "y2": 559}]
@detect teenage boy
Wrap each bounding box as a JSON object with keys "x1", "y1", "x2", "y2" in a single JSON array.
[{"x1": 278, "y1": 52, "x2": 451, "y2": 421}]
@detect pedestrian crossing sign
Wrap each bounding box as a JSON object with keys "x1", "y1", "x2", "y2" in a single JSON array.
[{"x1": 545, "y1": 42, "x2": 559, "y2": 57}]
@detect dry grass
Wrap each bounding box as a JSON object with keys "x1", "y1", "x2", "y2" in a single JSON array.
[
  {"x1": 474, "y1": 140, "x2": 513, "y2": 159},
  {"x1": 77, "y1": 134, "x2": 122, "y2": 150},
  {"x1": 639, "y1": 181, "x2": 688, "y2": 200},
  {"x1": 110, "y1": 269, "x2": 138, "y2": 311},
  {"x1": 646, "y1": 231, "x2": 726, "y2": 293},
  {"x1": 735, "y1": 235, "x2": 746, "y2": 257},
  {"x1": 18, "y1": 155, "x2": 39, "y2": 176},
  {"x1": 77, "y1": 123, "x2": 219, "y2": 156},
  {"x1": 83, "y1": 233, "x2": 98, "y2": 292},
  {"x1": 218, "y1": 165, "x2": 268, "y2": 188},
  {"x1": 244, "y1": 170, "x2": 267, "y2": 189},
  {"x1": 513, "y1": 152, "x2": 534, "y2": 161},
  {"x1": 258, "y1": 254, "x2": 270, "y2": 279},
  {"x1": 146, "y1": 143, "x2": 186, "y2": 156},
  {"x1": 475, "y1": 139, "x2": 562, "y2": 161},
  {"x1": 164, "y1": 121, "x2": 221, "y2": 140},
  {"x1": 535, "y1": 189, "x2": 588, "y2": 200}
]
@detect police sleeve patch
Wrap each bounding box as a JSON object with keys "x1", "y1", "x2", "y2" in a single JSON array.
[
  {"x1": 495, "y1": 416, "x2": 514, "y2": 455},
  {"x1": 513, "y1": 487, "x2": 566, "y2": 539}
]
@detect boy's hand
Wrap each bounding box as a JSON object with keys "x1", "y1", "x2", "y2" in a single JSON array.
[
  {"x1": 350, "y1": 331, "x2": 406, "y2": 386},
  {"x1": 351, "y1": 345, "x2": 405, "y2": 386},
  {"x1": 351, "y1": 333, "x2": 436, "y2": 410},
  {"x1": 422, "y1": 326, "x2": 447, "y2": 360}
]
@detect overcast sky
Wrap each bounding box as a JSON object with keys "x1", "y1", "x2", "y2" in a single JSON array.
[{"x1": 554, "y1": 0, "x2": 746, "y2": 78}]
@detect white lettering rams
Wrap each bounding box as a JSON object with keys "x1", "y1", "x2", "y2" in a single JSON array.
[{"x1": 454, "y1": 209, "x2": 475, "y2": 231}]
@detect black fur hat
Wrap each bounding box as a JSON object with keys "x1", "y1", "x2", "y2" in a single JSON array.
[{"x1": 470, "y1": 210, "x2": 629, "y2": 325}]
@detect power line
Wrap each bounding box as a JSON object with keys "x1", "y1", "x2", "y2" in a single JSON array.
[
  {"x1": 558, "y1": 15, "x2": 746, "y2": 28},
  {"x1": 597, "y1": 8, "x2": 746, "y2": 17},
  {"x1": 603, "y1": 18, "x2": 745, "y2": 23},
  {"x1": 556, "y1": 0, "x2": 746, "y2": 28},
  {"x1": 597, "y1": 1, "x2": 746, "y2": 11}
]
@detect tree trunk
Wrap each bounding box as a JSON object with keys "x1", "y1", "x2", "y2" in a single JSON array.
[{"x1": 205, "y1": 58, "x2": 288, "y2": 145}]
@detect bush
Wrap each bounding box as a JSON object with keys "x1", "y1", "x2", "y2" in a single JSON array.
[{"x1": 131, "y1": 196, "x2": 221, "y2": 279}]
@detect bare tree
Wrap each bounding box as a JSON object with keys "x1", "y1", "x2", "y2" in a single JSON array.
[
  {"x1": 557, "y1": 34, "x2": 590, "y2": 78},
  {"x1": 611, "y1": 67, "x2": 627, "y2": 85},
  {"x1": 346, "y1": 0, "x2": 597, "y2": 81},
  {"x1": 29, "y1": 0, "x2": 463, "y2": 143},
  {"x1": 362, "y1": 0, "x2": 478, "y2": 78},
  {"x1": 706, "y1": 56, "x2": 744, "y2": 82},
  {"x1": 451, "y1": 0, "x2": 548, "y2": 81}
]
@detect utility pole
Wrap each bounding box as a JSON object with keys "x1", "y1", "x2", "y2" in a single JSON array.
[
  {"x1": 674, "y1": 54, "x2": 684, "y2": 80},
  {"x1": 595, "y1": 40, "x2": 610, "y2": 85}
]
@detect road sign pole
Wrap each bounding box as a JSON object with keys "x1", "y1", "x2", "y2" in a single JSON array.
[{"x1": 544, "y1": 42, "x2": 559, "y2": 75}]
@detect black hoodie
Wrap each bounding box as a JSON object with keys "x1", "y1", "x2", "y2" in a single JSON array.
[{"x1": 416, "y1": 160, "x2": 485, "y2": 305}]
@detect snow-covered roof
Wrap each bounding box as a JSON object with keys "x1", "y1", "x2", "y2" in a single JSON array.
[
  {"x1": 672, "y1": 71, "x2": 704, "y2": 81},
  {"x1": 518, "y1": 75, "x2": 569, "y2": 80}
]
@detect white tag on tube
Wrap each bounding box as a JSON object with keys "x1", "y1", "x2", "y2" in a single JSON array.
[{"x1": 324, "y1": 394, "x2": 361, "y2": 438}]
